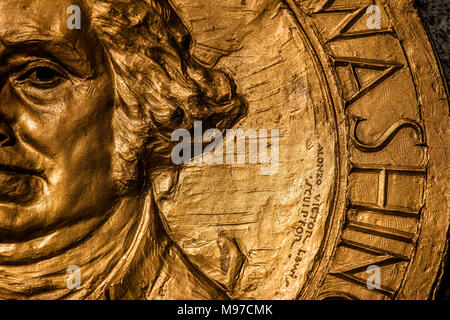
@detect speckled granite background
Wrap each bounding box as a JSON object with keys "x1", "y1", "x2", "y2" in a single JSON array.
[
  {"x1": 415, "y1": 0, "x2": 450, "y2": 301},
  {"x1": 416, "y1": 0, "x2": 450, "y2": 88}
]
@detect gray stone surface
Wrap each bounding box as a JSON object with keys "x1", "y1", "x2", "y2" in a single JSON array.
[
  {"x1": 415, "y1": 0, "x2": 449, "y2": 300},
  {"x1": 416, "y1": 0, "x2": 449, "y2": 87}
]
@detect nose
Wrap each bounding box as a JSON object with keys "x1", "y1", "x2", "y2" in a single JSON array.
[{"x1": 0, "y1": 121, "x2": 15, "y2": 147}]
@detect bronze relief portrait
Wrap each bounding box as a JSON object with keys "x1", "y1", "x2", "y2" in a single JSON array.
[{"x1": 0, "y1": 0, "x2": 448, "y2": 300}]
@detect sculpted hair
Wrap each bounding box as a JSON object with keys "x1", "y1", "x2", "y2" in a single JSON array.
[{"x1": 88, "y1": 0, "x2": 245, "y2": 192}]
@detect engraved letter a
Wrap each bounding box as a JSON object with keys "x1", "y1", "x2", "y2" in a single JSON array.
[
  {"x1": 67, "y1": 5, "x2": 81, "y2": 30},
  {"x1": 366, "y1": 5, "x2": 381, "y2": 30},
  {"x1": 67, "y1": 265, "x2": 81, "y2": 290},
  {"x1": 366, "y1": 265, "x2": 381, "y2": 290}
]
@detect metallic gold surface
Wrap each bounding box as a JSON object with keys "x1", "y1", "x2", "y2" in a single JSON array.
[{"x1": 0, "y1": 0, "x2": 448, "y2": 300}]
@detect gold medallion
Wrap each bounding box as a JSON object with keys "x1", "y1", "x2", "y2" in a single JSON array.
[
  {"x1": 0, "y1": 0, "x2": 447, "y2": 300},
  {"x1": 162, "y1": 0, "x2": 449, "y2": 300}
]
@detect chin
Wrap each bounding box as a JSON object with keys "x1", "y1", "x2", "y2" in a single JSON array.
[{"x1": 0, "y1": 201, "x2": 60, "y2": 242}]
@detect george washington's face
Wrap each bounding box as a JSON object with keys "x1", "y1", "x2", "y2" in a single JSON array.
[{"x1": 0, "y1": 0, "x2": 118, "y2": 242}]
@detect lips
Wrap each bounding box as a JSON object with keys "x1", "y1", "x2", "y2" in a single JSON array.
[
  {"x1": 0, "y1": 163, "x2": 43, "y2": 177},
  {"x1": 0, "y1": 164, "x2": 44, "y2": 204}
]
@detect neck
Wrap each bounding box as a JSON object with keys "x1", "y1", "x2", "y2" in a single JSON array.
[{"x1": 0, "y1": 193, "x2": 167, "y2": 299}]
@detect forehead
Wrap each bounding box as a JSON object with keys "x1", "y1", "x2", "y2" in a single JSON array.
[{"x1": 0, "y1": 0, "x2": 89, "y2": 46}]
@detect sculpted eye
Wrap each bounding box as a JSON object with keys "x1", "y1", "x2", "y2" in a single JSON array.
[{"x1": 16, "y1": 65, "x2": 66, "y2": 89}]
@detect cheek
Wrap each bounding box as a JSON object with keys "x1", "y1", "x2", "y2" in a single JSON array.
[
  {"x1": 20, "y1": 113, "x2": 39, "y2": 131},
  {"x1": 20, "y1": 89, "x2": 115, "y2": 163},
  {"x1": 69, "y1": 118, "x2": 115, "y2": 177},
  {"x1": 57, "y1": 86, "x2": 116, "y2": 177},
  {"x1": 9, "y1": 64, "x2": 117, "y2": 198},
  {"x1": 45, "y1": 89, "x2": 118, "y2": 213},
  {"x1": 61, "y1": 79, "x2": 115, "y2": 139}
]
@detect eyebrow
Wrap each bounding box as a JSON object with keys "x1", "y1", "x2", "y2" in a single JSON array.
[{"x1": 0, "y1": 36, "x2": 94, "y2": 78}]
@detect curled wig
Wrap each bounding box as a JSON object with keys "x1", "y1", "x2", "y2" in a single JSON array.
[{"x1": 87, "y1": 0, "x2": 246, "y2": 192}]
